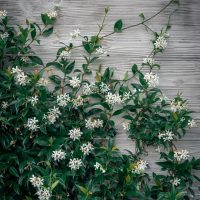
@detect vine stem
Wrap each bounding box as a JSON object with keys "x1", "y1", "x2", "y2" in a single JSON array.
[
  {"x1": 4, "y1": 0, "x2": 175, "y2": 57},
  {"x1": 100, "y1": 0, "x2": 175, "y2": 39}
]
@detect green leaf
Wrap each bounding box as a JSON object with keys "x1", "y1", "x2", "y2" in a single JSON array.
[
  {"x1": 49, "y1": 75, "x2": 61, "y2": 85},
  {"x1": 29, "y1": 56, "x2": 43, "y2": 65},
  {"x1": 51, "y1": 180, "x2": 59, "y2": 190},
  {"x1": 132, "y1": 64, "x2": 138, "y2": 75},
  {"x1": 65, "y1": 61, "x2": 75, "y2": 74},
  {"x1": 42, "y1": 27, "x2": 54, "y2": 37},
  {"x1": 30, "y1": 24, "x2": 36, "y2": 40},
  {"x1": 114, "y1": 19, "x2": 123, "y2": 32},
  {"x1": 139, "y1": 73, "x2": 148, "y2": 88},
  {"x1": 9, "y1": 167, "x2": 19, "y2": 177},
  {"x1": 113, "y1": 108, "x2": 125, "y2": 116},
  {"x1": 139, "y1": 13, "x2": 145, "y2": 21}
]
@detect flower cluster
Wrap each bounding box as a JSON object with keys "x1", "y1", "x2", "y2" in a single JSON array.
[
  {"x1": 105, "y1": 92, "x2": 122, "y2": 105},
  {"x1": 95, "y1": 46, "x2": 107, "y2": 55},
  {"x1": 154, "y1": 33, "x2": 168, "y2": 50},
  {"x1": 0, "y1": 10, "x2": 7, "y2": 19},
  {"x1": 69, "y1": 76, "x2": 81, "y2": 88},
  {"x1": 52, "y1": 150, "x2": 66, "y2": 162},
  {"x1": 29, "y1": 175, "x2": 44, "y2": 188},
  {"x1": 158, "y1": 130, "x2": 174, "y2": 142},
  {"x1": 57, "y1": 93, "x2": 70, "y2": 107},
  {"x1": 36, "y1": 188, "x2": 51, "y2": 200},
  {"x1": 94, "y1": 162, "x2": 106, "y2": 173},
  {"x1": 122, "y1": 91, "x2": 132, "y2": 102},
  {"x1": 26, "y1": 117, "x2": 39, "y2": 132},
  {"x1": 122, "y1": 121, "x2": 130, "y2": 131},
  {"x1": 70, "y1": 29, "x2": 80, "y2": 39},
  {"x1": 170, "y1": 98, "x2": 187, "y2": 112},
  {"x1": 83, "y1": 83, "x2": 97, "y2": 95},
  {"x1": 143, "y1": 56, "x2": 155, "y2": 65},
  {"x1": 188, "y1": 119, "x2": 197, "y2": 128},
  {"x1": 59, "y1": 49, "x2": 71, "y2": 59},
  {"x1": 144, "y1": 72, "x2": 159, "y2": 88},
  {"x1": 174, "y1": 149, "x2": 190, "y2": 162},
  {"x1": 30, "y1": 175, "x2": 51, "y2": 200},
  {"x1": 85, "y1": 118, "x2": 103, "y2": 129},
  {"x1": 72, "y1": 95, "x2": 84, "y2": 108},
  {"x1": 99, "y1": 82, "x2": 110, "y2": 93},
  {"x1": 11, "y1": 66, "x2": 30, "y2": 86},
  {"x1": 44, "y1": 107, "x2": 61, "y2": 124},
  {"x1": 80, "y1": 142, "x2": 94, "y2": 155},
  {"x1": 132, "y1": 160, "x2": 148, "y2": 174},
  {"x1": 69, "y1": 158, "x2": 83, "y2": 170},
  {"x1": 69, "y1": 128, "x2": 83, "y2": 141},
  {"x1": 46, "y1": 10, "x2": 58, "y2": 19}
]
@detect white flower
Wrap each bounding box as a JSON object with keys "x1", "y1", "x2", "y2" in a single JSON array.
[
  {"x1": 38, "y1": 78, "x2": 49, "y2": 86},
  {"x1": 69, "y1": 158, "x2": 83, "y2": 170},
  {"x1": 155, "y1": 36, "x2": 167, "y2": 50},
  {"x1": 159, "y1": 94, "x2": 168, "y2": 102},
  {"x1": 57, "y1": 93, "x2": 70, "y2": 107},
  {"x1": 0, "y1": 32, "x2": 9, "y2": 40},
  {"x1": 69, "y1": 128, "x2": 83, "y2": 141},
  {"x1": 21, "y1": 56, "x2": 29, "y2": 63},
  {"x1": 72, "y1": 96, "x2": 84, "y2": 108},
  {"x1": 70, "y1": 29, "x2": 80, "y2": 39},
  {"x1": 36, "y1": 188, "x2": 51, "y2": 200},
  {"x1": 122, "y1": 121, "x2": 130, "y2": 131},
  {"x1": 94, "y1": 162, "x2": 106, "y2": 173},
  {"x1": 26, "y1": 117, "x2": 39, "y2": 132},
  {"x1": 46, "y1": 10, "x2": 58, "y2": 19},
  {"x1": 99, "y1": 82, "x2": 110, "y2": 94},
  {"x1": 155, "y1": 146, "x2": 161, "y2": 153},
  {"x1": 1, "y1": 101, "x2": 8, "y2": 109},
  {"x1": 133, "y1": 160, "x2": 148, "y2": 174},
  {"x1": 105, "y1": 92, "x2": 122, "y2": 106},
  {"x1": 0, "y1": 10, "x2": 7, "y2": 19},
  {"x1": 52, "y1": 150, "x2": 66, "y2": 162},
  {"x1": 28, "y1": 96, "x2": 38, "y2": 106},
  {"x1": 174, "y1": 149, "x2": 190, "y2": 162},
  {"x1": 49, "y1": 106, "x2": 61, "y2": 116},
  {"x1": 122, "y1": 92, "x2": 132, "y2": 102},
  {"x1": 11, "y1": 66, "x2": 30, "y2": 86},
  {"x1": 44, "y1": 107, "x2": 61, "y2": 124},
  {"x1": 143, "y1": 57, "x2": 155, "y2": 65},
  {"x1": 60, "y1": 50, "x2": 71, "y2": 59},
  {"x1": 29, "y1": 175, "x2": 44, "y2": 188},
  {"x1": 144, "y1": 72, "x2": 159, "y2": 88},
  {"x1": 69, "y1": 76, "x2": 81, "y2": 88},
  {"x1": 85, "y1": 118, "x2": 103, "y2": 130},
  {"x1": 11, "y1": 66, "x2": 23, "y2": 74},
  {"x1": 158, "y1": 130, "x2": 174, "y2": 142},
  {"x1": 172, "y1": 178, "x2": 181, "y2": 187},
  {"x1": 95, "y1": 47, "x2": 107, "y2": 55},
  {"x1": 170, "y1": 99, "x2": 187, "y2": 112},
  {"x1": 83, "y1": 83, "x2": 97, "y2": 95},
  {"x1": 80, "y1": 142, "x2": 94, "y2": 155},
  {"x1": 188, "y1": 119, "x2": 197, "y2": 128}
]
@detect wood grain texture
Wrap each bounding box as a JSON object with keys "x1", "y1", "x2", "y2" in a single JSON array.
[{"x1": 1, "y1": 0, "x2": 200, "y2": 194}]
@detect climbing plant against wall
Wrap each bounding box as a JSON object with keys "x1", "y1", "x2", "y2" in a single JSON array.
[{"x1": 0, "y1": 1, "x2": 200, "y2": 199}]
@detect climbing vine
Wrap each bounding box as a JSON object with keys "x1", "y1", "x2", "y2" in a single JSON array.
[{"x1": 0, "y1": 1, "x2": 199, "y2": 199}]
